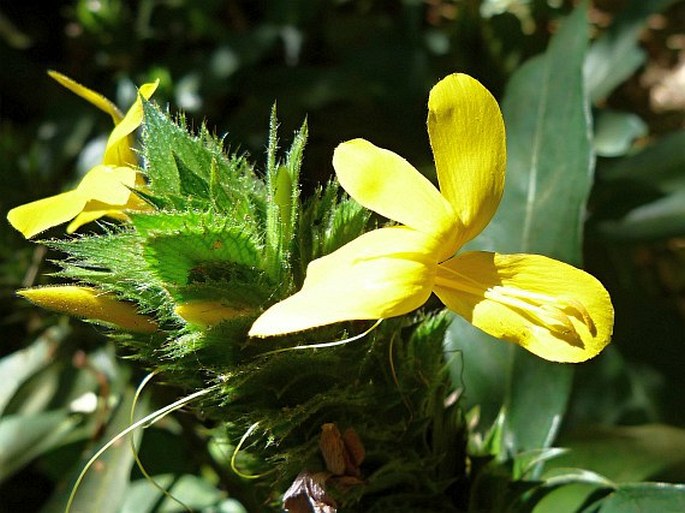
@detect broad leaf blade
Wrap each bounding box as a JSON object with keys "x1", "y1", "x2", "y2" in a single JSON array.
[{"x1": 447, "y1": 3, "x2": 592, "y2": 455}]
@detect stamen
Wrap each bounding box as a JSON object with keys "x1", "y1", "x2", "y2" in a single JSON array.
[
  {"x1": 485, "y1": 287, "x2": 583, "y2": 345},
  {"x1": 435, "y1": 266, "x2": 595, "y2": 344}
]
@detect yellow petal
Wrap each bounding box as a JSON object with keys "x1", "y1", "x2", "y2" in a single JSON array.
[
  {"x1": 65, "y1": 202, "x2": 129, "y2": 234},
  {"x1": 76, "y1": 165, "x2": 138, "y2": 204},
  {"x1": 18, "y1": 286, "x2": 157, "y2": 333},
  {"x1": 249, "y1": 227, "x2": 437, "y2": 337},
  {"x1": 103, "y1": 80, "x2": 159, "y2": 166},
  {"x1": 66, "y1": 167, "x2": 151, "y2": 232},
  {"x1": 427, "y1": 73, "x2": 506, "y2": 247},
  {"x1": 175, "y1": 301, "x2": 252, "y2": 327},
  {"x1": 433, "y1": 251, "x2": 614, "y2": 363},
  {"x1": 7, "y1": 190, "x2": 88, "y2": 239},
  {"x1": 48, "y1": 70, "x2": 123, "y2": 124},
  {"x1": 332, "y1": 139, "x2": 457, "y2": 244}
]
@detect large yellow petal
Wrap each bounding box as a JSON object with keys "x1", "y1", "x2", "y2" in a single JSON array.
[
  {"x1": 433, "y1": 251, "x2": 614, "y2": 363},
  {"x1": 48, "y1": 70, "x2": 122, "y2": 124},
  {"x1": 103, "y1": 80, "x2": 159, "y2": 166},
  {"x1": 7, "y1": 190, "x2": 87, "y2": 239},
  {"x1": 249, "y1": 227, "x2": 437, "y2": 337},
  {"x1": 332, "y1": 139, "x2": 458, "y2": 247},
  {"x1": 427, "y1": 74, "x2": 506, "y2": 247}
]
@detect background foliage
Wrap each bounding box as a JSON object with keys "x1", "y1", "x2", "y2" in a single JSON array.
[{"x1": 1, "y1": 0, "x2": 684, "y2": 512}]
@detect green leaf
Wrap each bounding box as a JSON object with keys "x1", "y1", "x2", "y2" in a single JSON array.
[
  {"x1": 532, "y1": 482, "x2": 605, "y2": 513},
  {"x1": 597, "y1": 189, "x2": 685, "y2": 241},
  {"x1": 175, "y1": 153, "x2": 211, "y2": 199},
  {"x1": 263, "y1": 110, "x2": 307, "y2": 284},
  {"x1": 595, "y1": 130, "x2": 685, "y2": 240},
  {"x1": 584, "y1": 0, "x2": 679, "y2": 103},
  {"x1": 0, "y1": 409, "x2": 82, "y2": 482},
  {"x1": 141, "y1": 101, "x2": 262, "y2": 224},
  {"x1": 527, "y1": 467, "x2": 615, "y2": 513},
  {"x1": 446, "y1": 2, "x2": 592, "y2": 456},
  {"x1": 39, "y1": 386, "x2": 149, "y2": 513},
  {"x1": 590, "y1": 483, "x2": 685, "y2": 513},
  {"x1": 593, "y1": 110, "x2": 647, "y2": 158},
  {"x1": 531, "y1": 425, "x2": 685, "y2": 512},
  {"x1": 0, "y1": 325, "x2": 69, "y2": 415},
  {"x1": 600, "y1": 130, "x2": 685, "y2": 191},
  {"x1": 551, "y1": 424, "x2": 685, "y2": 483},
  {"x1": 49, "y1": 232, "x2": 168, "y2": 315},
  {"x1": 138, "y1": 212, "x2": 272, "y2": 305},
  {"x1": 120, "y1": 474, "x2": 227, "y2": 513}
]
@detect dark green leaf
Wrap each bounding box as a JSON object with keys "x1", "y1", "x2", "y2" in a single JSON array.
[
  {"x1": 175, "y1": 153, "x2": 211, "y2": 199},
  {"x1": 597, "y1": 189, "x2": 685, "y2": 241},
  {"x1": 552, "y1": 424, "x2": 685, "y2": 484},
  {"x1": 600, "y1": 130, "x2": 685, "y2": 191},
  {"x1": 590, "y1": 483, "x2": 685, "y2": 513},
  {"x1": 596, "y1": 130, "x2": 685, "y2": 240}
]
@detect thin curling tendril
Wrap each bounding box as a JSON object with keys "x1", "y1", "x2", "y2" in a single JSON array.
[
  {"x1": 66, "y1": 385, "x2": 218, "y2": 513},
  {"x1": 129, "y1": 371, "x2": 193, "y2": 513},
  {"x1": 261, "y1": 319, "x2": 383, "y2": 357}
]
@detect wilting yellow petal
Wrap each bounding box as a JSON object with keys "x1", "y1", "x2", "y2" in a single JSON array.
[
  {"x1": 76, "y1": 165, "x2": 138, "y2": 204},
  {"x1": 103, "y1": 79, "x2": 159, "y2": 166},
  {"x1": 66, "y1": 202, "x2": 128, "y2": 233},
  {"x1": 434, "y1": 251, "x2": 614, "y2": 363},
  {"x1": 18, "y1": 286, "x2": 157, "y2": 333},
  {"x1": 7, "y1": 190, "x2": 87, "y2": 239},
  {"x1": 249, "y1": 227, "x2": 437, "y2": 337},
  {"x1": 7, "y1": 166, "x2": 145, "y2": 238},
  {"x1": 428, "y1": 73, "x2": 506, "y2": 247},
  {"x1": 333, "y1": 139, "x2": 457, "y2": 245},
  {"x1": 62, "y1": 165, "x2": 141, "y2": 233},
  {"x1": 48, "y1": 70, "x2": 123, "y2": 124}
]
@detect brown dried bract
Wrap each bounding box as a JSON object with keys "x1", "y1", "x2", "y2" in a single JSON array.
[
  {"x1": 283, "y1": 471, "x2": 337, "y2": 513},
  {"x1": 319, "y1": 423, "x2": 366, "y2": 478},
  {"x1": 282, "y1": 423, "x2": 366, "y2": 512}
]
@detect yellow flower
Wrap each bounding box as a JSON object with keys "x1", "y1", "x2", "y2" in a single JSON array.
[
  {"x1": 18, "y1": 286, "x2": 157, "y2": 333},
  {"x1": 7, "y1": 71, "x2": 159, "y2": 239},
  {"x1": 249, "y1": 73, "x2": 614, "y2": 363}
]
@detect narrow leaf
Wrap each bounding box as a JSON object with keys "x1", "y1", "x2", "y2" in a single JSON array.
[
  {"x1": 0, "y1": 326, "x2": 68, "y2": 415},
  {"x1": 551, "y1": 424, "x2": 685, "y2": 483},
  {"x1": 0, "y1": 409, "x2": 81, "y2": 482},
  {"x1": 39, "y1": 387, "x2": 149, "y2": 513},
  {"x1": 584, "y1": 0, "x2": 679, "y2": 103}
]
